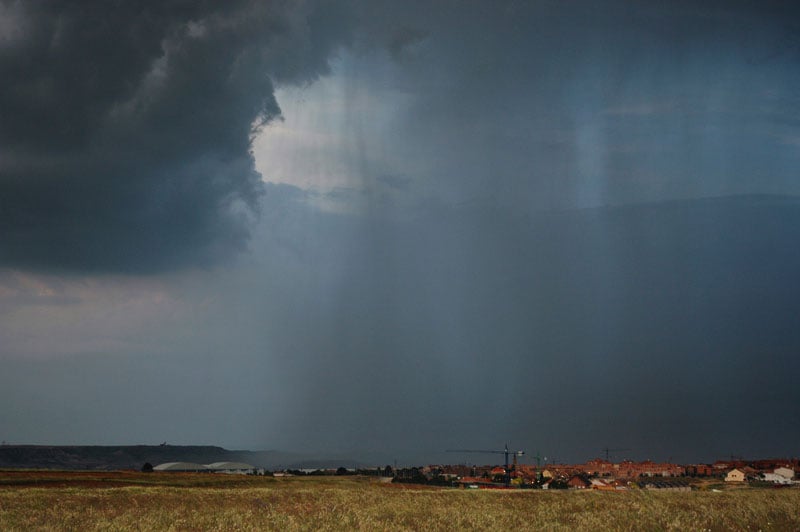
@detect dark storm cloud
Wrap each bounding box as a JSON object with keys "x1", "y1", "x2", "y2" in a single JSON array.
[
  {"x1": 0, "y1": 1, "x2": 352, "y2": 272},
  {"x1": 346, "y1": 1, "x2": 800, "y2": 211},
  {"x1": 5, "y1": 0, "x2": 799, "y2": 272}
]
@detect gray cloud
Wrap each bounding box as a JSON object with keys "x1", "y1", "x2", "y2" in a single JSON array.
[
  {"x1": 386, "y1": 26, "x2": 427, "y2": 63},
  {"x1": 333, "y1": 1, "x2": 800, "y2": 213},
  {"x1": 6, "y1": 1, "x2": 798, "y2": 272},
  {"x1": 0, "y1": 1, "x2": 352, "y2": 272}
]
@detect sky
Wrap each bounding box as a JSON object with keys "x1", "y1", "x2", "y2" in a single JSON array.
[{"x1": 1, "y1": 0, "x2": 800, "y2": 465}]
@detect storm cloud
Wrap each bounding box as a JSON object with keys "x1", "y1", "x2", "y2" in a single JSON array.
[
  {"x1": 362, "y1": 1, "x2": 800, "y2": 211},
  {"x1": 4, "y1": 1, "x2": 800, "y2": 272},
  {"x1": 0, "y1": 1, "x2": 351, "y2": 272}
]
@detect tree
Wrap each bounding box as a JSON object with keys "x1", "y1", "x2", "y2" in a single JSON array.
[{"x1": 141, "y1": 462, "x2": 154, "y2": 473}]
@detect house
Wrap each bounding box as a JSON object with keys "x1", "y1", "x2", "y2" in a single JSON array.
[
  {"x1": 741, "y1": 466, "x2": 758, "y2": 477},
  {"x1": 774, "y1": 467, "x2": 795, "y2": 480},
  {"x1": 567, "y1": 475, "x2": 591, "y2": 489},
  {"x1": 725, "y1": 469, "x2": 745, "y2": 482},
  {"x1": 685, "y1": 464, "x2": 714, "y2": 477},
  {"x1": 590, "y1": 479, "x2": 615, "y2": 491},
  {"x1": 490, "y1": 466, "x2": 507, "y2": 482},
  {"x1": 583, "y1": 459, "x2": 614, "y2": 476},
  {"x1": 456, "y1": 477, "x2": 494, "y2": 489},
  {"x1": 761, "y1": 473, "x2": 793, "y2": 485}
]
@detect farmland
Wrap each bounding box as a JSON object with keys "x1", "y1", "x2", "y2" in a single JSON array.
[{"x1": 0, "y1": 471, "x2": 798, "y2": 531}]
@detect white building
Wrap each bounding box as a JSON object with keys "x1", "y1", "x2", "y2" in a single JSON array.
[
  {"x1": 724, "y1": 469, "x2": 745, "y2": 482},
  {"x1": 153, "y1": 462, "x2": 210, "y2": 472},
  {"x1": 205, "y1": 461, "x2": 255, "y2": 474},
  {"x1": 761, "y1": 473, "x2": 792, "y2": 485}
]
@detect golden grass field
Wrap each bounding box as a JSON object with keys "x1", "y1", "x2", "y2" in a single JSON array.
[{"x1": 0, "y1": 471, "x2": 798, "y2": 531}]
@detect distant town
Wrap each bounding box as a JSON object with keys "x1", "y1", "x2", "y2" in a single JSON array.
[
  {"x1": 262, "y1": 456, "x2": 800, "y2": 491},
  {"x1": 1, "y1": 445, "x2": 797, "y2": 491},
  {"x1": 392, "y1": 457, "x2": 800, "y2": 490}
]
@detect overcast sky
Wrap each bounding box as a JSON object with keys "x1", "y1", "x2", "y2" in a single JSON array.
[{"x1": 2, "y1": 1, "x2": 800, "y2": 465}]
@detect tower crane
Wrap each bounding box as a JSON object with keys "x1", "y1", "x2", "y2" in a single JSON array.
[
  {"x1": 445, "y1": 444, "x2": 524, "y2": 486},
  {"x1": 529, "y1": 451, "x2": 546, "y2": 467}
]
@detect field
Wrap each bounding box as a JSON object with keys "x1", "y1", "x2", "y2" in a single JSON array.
[{"x1": 1, "y1": 471, "x2": 799, "y2": 531}]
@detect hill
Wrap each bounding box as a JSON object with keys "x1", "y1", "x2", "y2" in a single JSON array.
[{"x1": 0, "y1": 445, "x2": 314, "y2": 471}]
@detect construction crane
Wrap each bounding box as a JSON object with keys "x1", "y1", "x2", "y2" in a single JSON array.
[
  {"x1": 529, "y1": 451, "x2": 547, "y2": 467},
  {"x1": 445, "y1": 444, "x2": 524, "y2": 486},
  {"x1": 526, "y1": 451, "x2": 547, "y2": 481},
  {"x1": 601, "y1": 447, "x2": 631, "y2": 462}
]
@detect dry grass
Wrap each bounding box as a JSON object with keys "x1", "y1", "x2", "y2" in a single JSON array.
[{"x1": 0, "y1": 471, "x2": 798, "y2": 531}]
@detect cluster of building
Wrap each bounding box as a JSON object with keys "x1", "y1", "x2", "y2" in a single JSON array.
[
  {"x1": 420, "y1": 457, "x2": 800, "y2": 490},
  {"x1": 149, "y1": 456, "x2": 799, "y2": 489},
  {"x1": 721, "y1": 465, "x2": 796, "y2": 485},
  {"x1": 528, "y1": 458, "x2": 685, "y2": 479}
]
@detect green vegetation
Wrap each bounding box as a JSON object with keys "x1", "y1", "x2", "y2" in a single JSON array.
[{"x1": 0, "y1": 471, "x2": 798, "y2": 530}]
